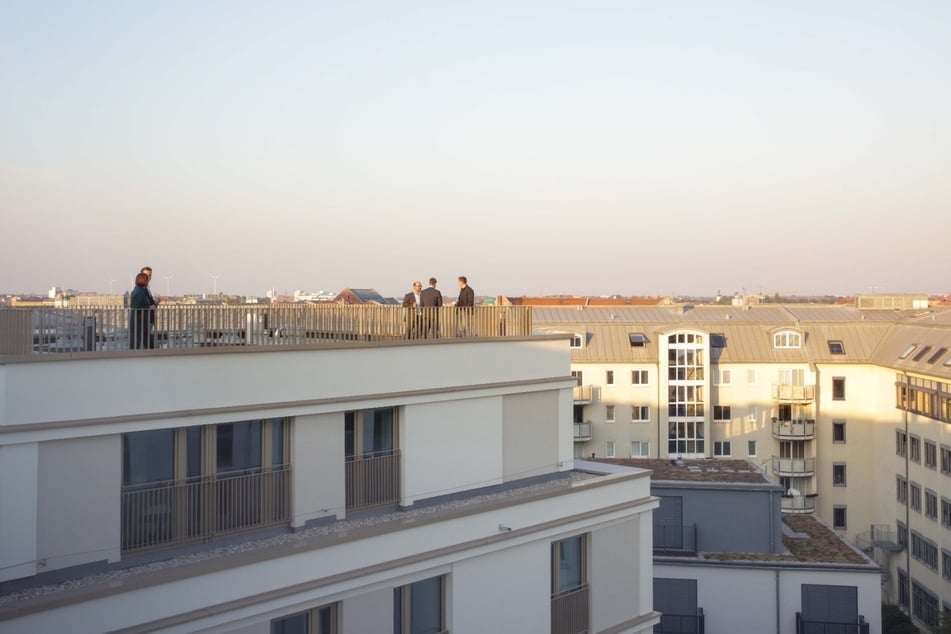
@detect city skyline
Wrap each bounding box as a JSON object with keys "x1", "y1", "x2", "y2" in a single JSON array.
[{"x1": 2, "y1": 2, "x2": 950, "y2": 298}]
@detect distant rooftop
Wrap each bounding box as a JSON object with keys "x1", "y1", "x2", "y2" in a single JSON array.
[{"x1": 593, "y1": 458, "x2": 770, "y2": 484}]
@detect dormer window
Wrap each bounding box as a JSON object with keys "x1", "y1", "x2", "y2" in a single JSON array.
[
  {"x1": 899, "y1": 344, "x2": 917, "y2": 359},
  {"x1": 570, "y1": 334, "x2": 583, "y2": 349},
  {"x1": 710, "y1": 334, "x2": 726, "y2": 348},
  {"x1": 828, "y1": 340, "x2": 845, "y2": 355},
  {"x1": 773, "y1": 331, "x2": 801, "y2": 349},
  {"x1": 628, "y1": 333, "x2": 648, "y2": 347}
]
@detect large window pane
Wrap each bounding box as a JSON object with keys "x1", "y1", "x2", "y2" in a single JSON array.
[
  {"x1": 122, "y1": 429, "x2": 174, "y2": 486},
  {"x1": 410, "y1": 576, "x2": 443, "y2": 634},
  {"x1": 217, "y1": 421, "x2": 262, "y2": 474},
  {"x1": 555, "y1": 536, "x2": 583, "y2": 593},
  {"x1": 271, "y1": 612, "x2": 308, "y2": 634}
]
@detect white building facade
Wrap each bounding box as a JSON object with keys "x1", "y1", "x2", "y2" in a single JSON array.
[{"x1": 0, "y1": 324, "x2": 659, "y2": 633}]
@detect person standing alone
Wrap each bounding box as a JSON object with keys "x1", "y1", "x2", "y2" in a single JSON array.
[{"x1": 456, "y1": 276, "x2": 475, "y2": 336}]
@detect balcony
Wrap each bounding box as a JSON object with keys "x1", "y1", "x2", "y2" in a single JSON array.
[
  {"x1": 121, "y1": 467, "x2": 290, "y2": 552},
  {"x1": 771, "y1": 384, "x2": 816, "y2": 402},
  {"x1": 346, "y1": 450, "x2": 401, "y2": 512},
  {"x1": 573, "y1": 422, "x2": 592, "y2": 442},
  {"x1": 772, "y1": 456, "x2": 815, "y2": 477},
  {"x1": 795, "y1": 613, "x2": 868, "y2": 634},
  {"x1": 781, "y1": 495, "x2": 817, "y2": 514},
  {"x1": 771, "y1": 419, "x2": 816, "y2": 439},
  {"x1": 655, "y1": 608, "x2": 704, "y2": 634},
  {"x1": 0, "y1": 305, "x2": 534, "y2": 356},
  {"x1": 573, "y1": 385, "x2": 594, "y2": 404},
  {"x1": 551, "y1": 584, "x2": 589, "y2": 634}
]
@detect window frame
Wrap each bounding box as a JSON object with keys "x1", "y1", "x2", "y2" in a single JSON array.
[
  {"x1": 833, "y1": 463, "x2": 847, "y2": 487},
  {"x1": 774, "y1": 330, "x2": 802, "y2": 349},
  {"x1": 605, "y1": 405, "x2": 615, "y2": 423},
  {"x1": 631, "y1": 405, "x2": 650, "y2": 422},
  {"x1": 271, "y1": 604, "x2": 338, "y2": 634},
  {"x1": 713, "y1": 441, "x2": 732, "y2": 457},
  {"x1": 631, "y1": 441, "x2": 650, "y2": 457},
  {"x1": 713, "y1": 405, "x2": 732, "y2": 421},
  {"x1": 831, "y1": 377, "x2": 846, "y2": 401},
  {"x1": 832, "y1": 505, "x2": 847, "y2": 530},
  {"x1": 631, "y1": 369, "x2": 649, "y2": 385},
  {"x1": 605, "y1": 370, "x2": 615, "y2": 386},
  {"x1": 832, "y1": 420, "x2": 846, "y2": 443},
  {"x1": 394, "y1": 575, "x2": 446, "y2": 634},
  {"x1": 552, "y1": 534, "x2": 588, "y2": 596}
]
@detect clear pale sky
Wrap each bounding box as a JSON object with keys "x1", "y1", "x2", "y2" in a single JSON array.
[{"x1": 2, "y1": 1, "x2": 949, "y2": 299}]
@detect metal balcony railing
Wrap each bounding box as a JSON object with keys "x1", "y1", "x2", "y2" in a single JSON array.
[
  {"x1": 0, "y1": 305, "x2": 534, "y2": 356},
  {"x1": 654, "y1": 608, "x2": 704, "y2": 634},
  {"x1": 771, "y1": 419, "x2": 816, "y2": 438},
  {"x1": 772, "y1": 456, "x2": 816, "y2": 476},
  {"x1": 781, "y1": 495, "x2": 817, "y2": 514},
  {"x1": 771, "y1": 384, "x2": 816, "y2": 402},
  {"x1": 345, "y1": 450, "x2": 401, "y2": 512},
  {"x1": 121, "y1": 466, "x2": 290, "y2": 552},
  {"x1": 573, "y1": 422, "x2": 592, "y2": 441},
  {"x1": 796, "y1": 612, "x2": 869, "y2": 634},
  {"x1": 551, "y1": 584, "x2": 590, "y2": 634}
]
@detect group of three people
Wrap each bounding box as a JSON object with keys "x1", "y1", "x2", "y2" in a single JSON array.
[{"x1": 402, "y1": 276, "x2": 475, "y2": 338}]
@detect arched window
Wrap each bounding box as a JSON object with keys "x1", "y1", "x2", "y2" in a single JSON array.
[{"x1": 773, "y1": 331, "x2": 802, "y2": 349}]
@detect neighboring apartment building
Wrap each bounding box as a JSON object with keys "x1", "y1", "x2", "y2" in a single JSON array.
[
  {"x1": 534, "y1": 301, "x2": 951, "y2": 631},
  {"x1": 597, "y1": 458, "x2": 882, "y2": 634},
  {"x1": 0, "y1": 305, "x2": 658, "y2": 634}
]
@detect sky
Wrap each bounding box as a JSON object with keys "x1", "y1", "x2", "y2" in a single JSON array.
[{"x1": 2, "y1": 1, "x2": 949, "y2": 299}]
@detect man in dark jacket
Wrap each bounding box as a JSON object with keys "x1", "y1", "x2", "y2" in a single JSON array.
[
  {"x1": 419, "y1": 277, "x2": 443, "y2": 338},
  {"x1": 456, "y1": 276, "x2": 475, "y2": 336}
]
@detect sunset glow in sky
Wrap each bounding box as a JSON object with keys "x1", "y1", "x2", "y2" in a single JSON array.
[{"x1": 2, "y1": 1, "x2": 949, "y2": 298}]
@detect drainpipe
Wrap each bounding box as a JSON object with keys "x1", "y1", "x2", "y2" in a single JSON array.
[{"x1": 903, "y1": 371, "x2": 911, "y2": 608}]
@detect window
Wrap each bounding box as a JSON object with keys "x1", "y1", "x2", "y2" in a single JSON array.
[
  {"x1": 713, "y1": 369, "x2": 732, "y2": 386},
  {"x1": 833, "y1": 464, "x2": 847, "y2": 486},
  {"x1": 394, "y1": 576, "x2": 445, "y2": 634},
  {"x1": 942, "y1": 498, "x2": 951, "y2": 528},
  {"x1": 911, "y1": 532, "x2": 939, "y2": 571},
  {"x1": 121, "y1": 419, "x2": 290, "y2": 552},
  {"x1": 832, "y1": 420, "x2": 846, "y2": 443},
  {"x1": 629, "y1": 333, "x2": 648, "y2": 347},
  {"x1": 925, "y1": 441, "x2": 937, "y2": 469},
  {"x1": 832, "y1": 377, "x2": 846, "y2": 400},
  {"x1": 747, "y1": 369, "x2": 757, "y2": 385},
  {"x1": 747, "y1": 440, "x2": 757, "y2": 457},
  {"x1": 833, "y1": 506, "x2": 847, "y2": 530},
  {"x1": 896, "y1": 430, "x2": 907, "y2": 457},
  {"x1": 910, "y1": 436, "x2": 921, "y2": 463},
  {"x1": 713, "y1": 405, "x2": 732, "y2": 421},
  {"x1": 913, "y1": 345, "x2": 933, "y2": 362},
  {"x1": 605, "y1": 370, "x2": 614, "y2": 386},
  {"x1": 631, "y1": 441, "x2": 650, "y2": 457},
  {"x1": 571, "y1": 370, "x2": 583, "y2": 386},
  {"x1": 942, "y1": 446, "x2": 951, "y2": 474},
  {"x1": 272, "y1": 604, "x2": 338, "y2": 634},
  {"x1": 911, "y1": 483, "x2": 922, "y2": 512},
  {"x1": 925, "y1": 490, "x2": 938, "y2": 520},
  {"x1": 898, "y1": 569, "x2": 909, "y2": 607},
  {"x1": 605, "y1": 440, "x2": 616, "y2": 458},
  {"x1": 713, "y1": 441, "x2": 732, "y2": 457},
  {"x1": 605, "y1": 405, "x2": 615, "y2": 423},
  {"x1": 774, "y1": 331, "x2": 802, "y2": 348},
  {"x1": 927, "y1": 347, "x2": 947, "y2": 364},
  {"x1": 943, "y1": 551, "x2": 951, "y2": 582},
  {"x1": 900, "y1": 344, "x2": 917, "y2": 359},
  {"x1": 913, "y1": 582, "x2": 940, "y2": 627},
  {"x1": 631, "y1": 405, "x2": 649, "y2": 422},
  {"x1": 570, "y1": 334, "x2": 583, "y2": 349},
  {"x1": 828, "y1": 340, "x2": 845, "y2": 354},
  {"x1": 345, "y1": 408, "x2": 399, "y2": 511},
  {"x1": 345, "y1": 408, "x2": 396, "y2": 459},
  {"x1": 631, "y1": 369, "x2": 649, "y2": 385},
  {"x1": 552, "y1": 534, "x2": 587, "y2": 595},
  {"x1": 747, "y1": 406, "x2": 757, "y2": 423},
  {"x1": 710, "y1": 333, "x2": 726, "y2": 348},
  {"x1": 897, "y1": 476, "x2": 908, "y2": 504}
]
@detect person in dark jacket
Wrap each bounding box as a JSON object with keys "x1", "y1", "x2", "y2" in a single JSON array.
[
  {"x1": 129, "y1": 272, "x2": 152, "y2": 349},
  {"x1": 419, "y1": 277, "x2": 443, "y2": 338},
  {"x1": 456, "y1": 276, "x2": 475, "y2": 336}
]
